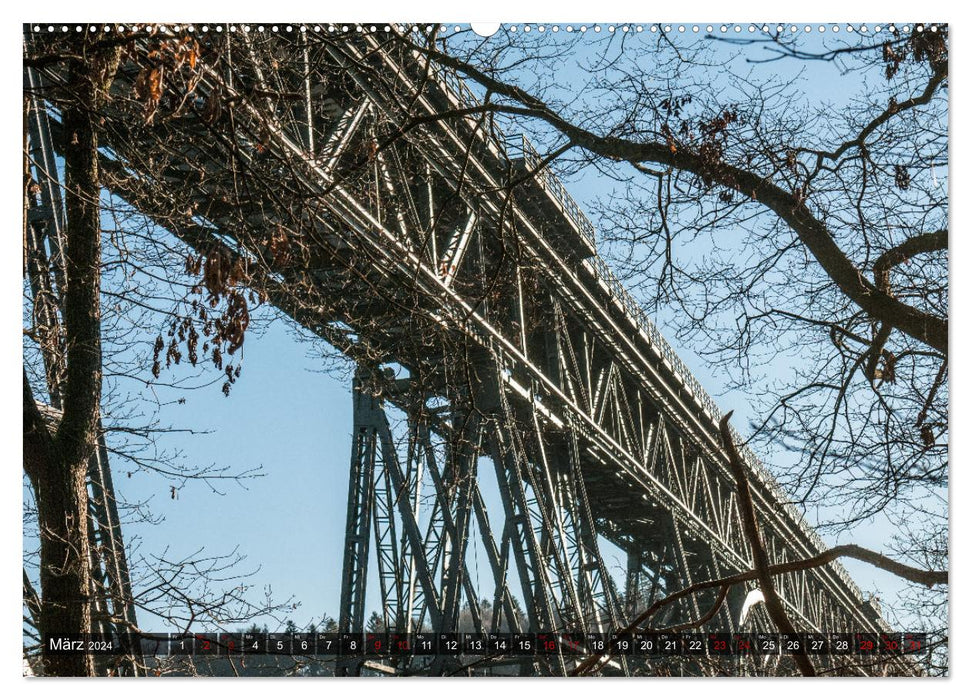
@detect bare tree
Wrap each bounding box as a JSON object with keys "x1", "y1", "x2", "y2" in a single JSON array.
[
  {"x1": 24, "y1": 29, "x2": 304, "y2": 676},
  {"x1": 23, "y1": 32, "x2": 123, "y2": 676}
]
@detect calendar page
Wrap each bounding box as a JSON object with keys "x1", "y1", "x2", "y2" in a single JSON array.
[{"x1": 22, "y1": 16, "x2": 948, "y2": 681}]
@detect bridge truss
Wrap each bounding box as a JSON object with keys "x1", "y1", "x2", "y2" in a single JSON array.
[{"x1": 24, "y1": 25, "x2": 906, "y2": 676}]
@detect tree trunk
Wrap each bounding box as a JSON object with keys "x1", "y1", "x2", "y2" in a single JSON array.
[{"x1": 27, "y1": 35, "x2": 120, "y2": 677}]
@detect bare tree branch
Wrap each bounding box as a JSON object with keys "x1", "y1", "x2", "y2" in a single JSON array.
[{"x1": 720, "y1": 410, "x2": 816, "y2": 676}]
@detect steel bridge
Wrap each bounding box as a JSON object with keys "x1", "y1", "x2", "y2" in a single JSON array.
[{"x1": 24, "y1": 25, "x2": 901, "y2": 676}]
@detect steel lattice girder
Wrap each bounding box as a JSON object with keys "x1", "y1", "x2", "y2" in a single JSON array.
[{"x1": 24, "y1": 28, "x2": 910, "y2": 677}]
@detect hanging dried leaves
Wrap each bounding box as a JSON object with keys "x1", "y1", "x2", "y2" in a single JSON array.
[
  {"x1": 894, "y1": 164, "x2": 911, "y2": 190},
  {"x1": 133, "y1": 64, "x2": 164, "y2": 123},
  {"x1": 131, "y1": 36, "x2": 202, "y2": 125},
  {"x1": 266, "y1": 227, "x2": 293, "y2": 267},
  {"x1": 151, "y1": 334, "x2": 165, "y2": 378},
  {"x1": 201, "y1": 86, "x2": 223, "y2": 125},
  {"x1": 172, "y1": 36, "x2": 199, "y2": 72},
  {"x1": 151, "y1": 251, "x2": 253, "y2": 395},
  {"x1": 200, "y1": 251, "x2": 248, "y2": 303},
  {"x1": 695, "y1": 107, "x2": 740, "y2": 189},
  {"x1": 660, "y1": 123, "x2": 678, "y2": 154},
  {"x1": 884, "y1": 27, "x2": 948, "y2": 81}
]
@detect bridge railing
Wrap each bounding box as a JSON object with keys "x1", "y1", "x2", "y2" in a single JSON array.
[
  {"x1": 433, "y1": 65, "x2": 597, "y2": 252},
  {"x1": 436, "y1": 64, "x2": 507, "y2": 152},
  {"x1": 431, "y1": 59, "x2": 863, "y2": 604},
  {"x1": 503, "y1": 133, "x2": 597, "y2": 252}
]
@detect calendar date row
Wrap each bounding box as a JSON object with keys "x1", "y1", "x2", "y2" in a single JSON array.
[{"x1": 46, "y1": 631, "x2": 927, "y2": 657}]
